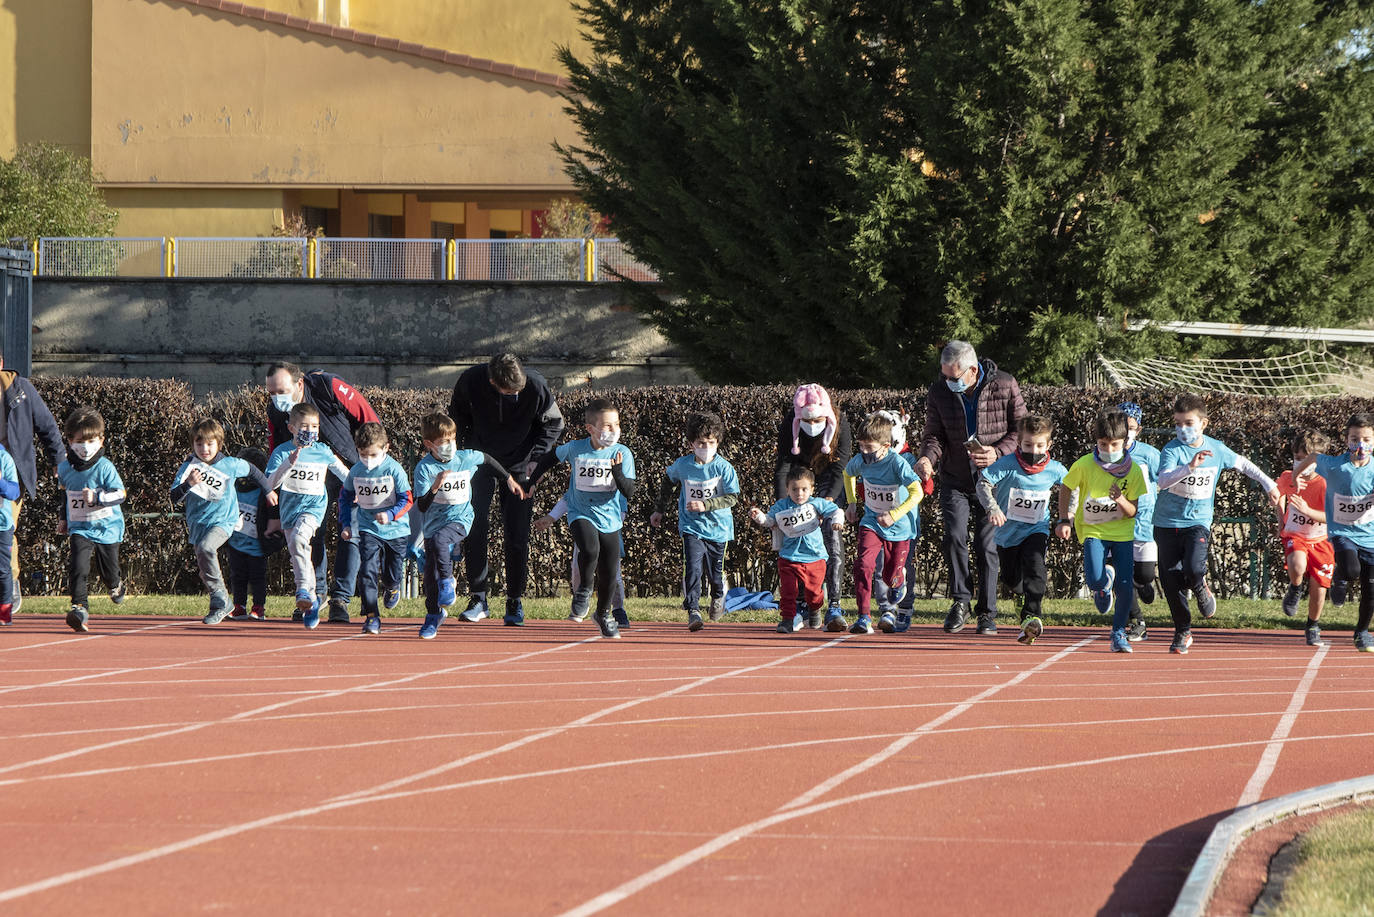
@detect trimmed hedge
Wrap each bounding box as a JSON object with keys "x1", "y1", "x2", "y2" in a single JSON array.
[{"x1": 17, "y1": 378, "x2": 1373, "y2": 603}]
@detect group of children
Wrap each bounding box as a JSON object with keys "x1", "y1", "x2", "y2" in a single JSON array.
[{"x1": 10, "y1": 394, "x2": 1374, "y2": 655}]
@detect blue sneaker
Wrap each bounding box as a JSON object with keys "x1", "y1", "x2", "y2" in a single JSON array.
[
  {"x1": 303, "y1": 599, "x2": 320, "y2": 630},
  {"x1": 419, "y1": 610, "x2": 446, "y2": 640},
  {"x1": 877, "y1": 611, "x2": 898, "y2": 633},
  {"x1": 824, "y1": 608, "x2": 847, "y2": 632},
  {"x1": 458, "y1": 595, "x2": 488, "y2": 623},
  {"x1": 383, "y1": 588, "x2": 401, "y2": 611},
  {"x1": 503, "y1": 600, "x2": 525, "y2": 627},
  {"x1": 437, "y1": 577, "x2": 457, "y2": 607},
  {"x1": 1110, "y1": 627, "x2": 1132, "y2": 653},
  {"x1": 1355, "y1": 630, "x2": 1374, "y2": 653},
  {"x1": 893, "y1": 611, "x2": 912, "y2": 633},
  {"x1": 295, "y1": 589, "x2": 314, "y2": 625},
  {"x1": 362, "y1": 615, "x2": 381, "y2": 635},
  {"x1": 1093, "y1": 566, "x2": 1116, "y2": 616},
  {"x1": 849, "y1": 615, "x2": 874, "y2": 635}
]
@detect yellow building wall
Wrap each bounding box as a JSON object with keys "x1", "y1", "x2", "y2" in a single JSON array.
[
  {"x1": 251, "y1": 0, "x2": 588, "y2": 75},
  {"x1": 90, "y1": 0, "x2": 578, "y2": 191},
  {"x1": 0, "y1": 0, "x2": 93, "y2": 158},
  {"x1": 103, "y1": 189, "x2": 286, "y2": 238}
]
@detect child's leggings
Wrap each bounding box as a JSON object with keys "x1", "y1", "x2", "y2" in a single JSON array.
[
  {"x1": 228, "y1": 546, "x2": 267, "y2": 608},
  {"x1": 1130, "y1": 538, "x2": 1158, "y2": 621},
  {"x1": 853, "y1": 528, "x2": 909, "y2": 616},
  {"x1": 570, "y1": 518, "x2": 621, "y2": 615},
  {"x1": 286, "y1": 516, "x2": 321, "y2": 596},
  {"x1": 1155, "y1": 525, "x2": 1210, "y2": 631},
  {"x1": 194, "y1": 526, "x2": 231, "y2": 600},
  {"x1": 1331, "y1": 536, "x2": 1374, "y2": 633},
  {"x1": 570, "y1": 537, "x2": 625, "y2": 610},
  {"x1": 69, "y1": 535, "x2": 120, "y2": 606},
  {"x1": 997, "y1": 532, "x2": 1048, "y2": 618},
  {"x1": 1084, "y1": 537, "x2": 1133, "y2": 631}
]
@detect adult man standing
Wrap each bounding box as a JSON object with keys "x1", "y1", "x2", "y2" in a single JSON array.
[
  {"x1": 448, "y1": 353, "x2": 563, "y2": 626},
  {"x1": 915, "y1": 341, "x2": 1027, "y2": 635},
  {"x1": 265, "y1": 361, "x2": 379, "y2": 623},
  {"x1": 0, "y1": 357, "x2": 64, "y2": 615}
]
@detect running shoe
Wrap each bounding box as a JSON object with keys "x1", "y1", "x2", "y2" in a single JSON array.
[
  {"x1": 687, "y1": 611, "x2": 705, "y2": 632},
  {"x1": 1017, "y1": 616, "x2": 1043, "y2": 646},
  {"x1": 1169, "y1": 630, "x2": 1193, "y2": 655}
]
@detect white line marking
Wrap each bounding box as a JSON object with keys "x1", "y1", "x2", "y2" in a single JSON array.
[
  {"x1": 1235, "y1": 642, "x2": 1329, "y2": 807},
  {"x1": 0, "y1": 621, "x2": 189, "y2": 654},
  {"x1": 780, "y1": 637, "x2": 1094, "y2": 811}
]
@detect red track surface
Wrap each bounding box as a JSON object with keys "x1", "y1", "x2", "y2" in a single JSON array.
[{"x1": 2, "y1": 616, "x2": 1372, "y2": 916}]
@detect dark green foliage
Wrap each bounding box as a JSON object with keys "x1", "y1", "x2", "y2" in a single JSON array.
[
  {"x1": 17, "y1": 378, "x2": 1374, "y2": 603},
  {"x1": 558, "y1": 1, "x2": 1374, "y2": 385},
  {"x1": 0, "y1": 143, "x2": 118, "y2": 242}
]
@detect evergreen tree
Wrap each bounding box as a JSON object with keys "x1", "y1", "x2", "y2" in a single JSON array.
[{"x1": 558, "y1": 1, "x2": 1374, "y2": 384}]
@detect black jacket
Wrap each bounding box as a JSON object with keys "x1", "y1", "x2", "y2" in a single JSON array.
[
  {"x1": 448, "y1": 366, "x2": 564, "y2": 476},
  {"x1": 1, "y1": 372, "x2": 63, "y2": 498},
  {"x1": 773, "y1": 412, "x2": 852, "y2": 502},
  {"x1": 267, "y1": 370, "x2": 378, "y2": 466}
]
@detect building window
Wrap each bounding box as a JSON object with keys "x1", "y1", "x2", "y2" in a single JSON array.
[
  {"x1": 367, "y1": 213, "x2": 397, "y2": 238},
  {"x1": 300, "y1": 206, "x2": 331, "y2": 236},
  {"x1": 431, "y1": 221, "x2": 456, "y2": 239}
]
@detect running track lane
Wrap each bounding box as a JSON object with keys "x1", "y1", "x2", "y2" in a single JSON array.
[{"x1": 1, "y1": 616, "x2": 1371, "y2": 915}]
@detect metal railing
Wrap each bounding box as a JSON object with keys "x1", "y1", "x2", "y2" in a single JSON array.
[{"x1": 24, "y1": 236, "x2": 660, "y2": 282}]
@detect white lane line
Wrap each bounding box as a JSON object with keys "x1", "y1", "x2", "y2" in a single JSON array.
[
  {"x1": 0, "y1": 621, "x2": 190, "y2": 654},
  {"x1": 779, "y1": 637, "x2": 1094, "y2": 811},
  {"x1": 0, "y1": 637, "x2": 597, "y2": 776},
  {"x1": 1235, "y1": 642, "x2": 1329, "y2": 807},
  {"x1": 329, "y1": 635, "x2": 851, "y2": 802},
  {"x1": 6, "y1": 726, "x2": 1372, "y2": 906}
]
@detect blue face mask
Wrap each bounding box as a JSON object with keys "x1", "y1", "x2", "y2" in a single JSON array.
[
  {"x1": 271, "y1": 392, "x2": 295, "y2": 413},
  {"x1": 294, "y1": 429, "x2": 318, "y2": 449},
  {"x1": 1100, "y1": 448, "x2": 1124, "y2": 464},
  {"x1": 945, "y1": 374, "x2": 969, "y2": 394},
  {"x1": 1175, "y1": 425, "x2": 1200, "y2": 445}
]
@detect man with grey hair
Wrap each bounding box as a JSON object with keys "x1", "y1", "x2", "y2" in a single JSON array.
[{"x1": 916, "y1": 340, "x2": 1027, "y2": 635}]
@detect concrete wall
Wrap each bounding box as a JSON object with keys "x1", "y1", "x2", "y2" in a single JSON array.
[{"x1": 31, "y1": 280, "x2": 699, "y2": 396}]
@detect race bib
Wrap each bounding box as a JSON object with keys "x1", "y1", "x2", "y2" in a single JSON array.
[
  {"x1": 864, "y1": 481, "x2": 900, "y2": 515},
  {"x1": 684, "y1": 476, "x2": 721, "y2": 502},
  {"x1": 354, "y1": 475, "x2": 395, "y2": 511},
  {"x1": 282, "y1": 461, "x2": 327, "y2": 496},
  {"x1": 777, "y1": 503, "x2": 821, "y2": 539},
  {"x1": 1284, "y1": 503, "x2": 1325, "y2": 539},
  {"x1": 1332, "y1": 493, "x2": 1374, "y2": 527},
  {"x1": 1167, "y1": 466, "x2": 1217, "y2": 501},
  {"x1": 67, "y1": 490, "x2": 113, "y2": 524},
  {"x1": 1082, "y1": 496, "x2": 1124, "y2": 523},
  {"x1": 574, "y1": 456, "x2": 615, "y2": 493},
  {"x1": 234, "y1": 499, "x2": 257, "y2": 537},
  {"x1": 187, "y1": 462, "x2": 231, "y2": 502},
  {"x1": 431, "y1": 470, "x2": 473, "y2": 506},
  {"x1": 1007, "y1": 487, "x2": 1050, "y2": 524}
]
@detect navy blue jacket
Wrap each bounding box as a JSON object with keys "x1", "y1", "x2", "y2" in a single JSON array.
[
  {"x1": 267, "y1": 370, "x2": 378, "y2": 466},
  {"x1": 2, "y1": 372, "x2": 63, "y2": 498}
]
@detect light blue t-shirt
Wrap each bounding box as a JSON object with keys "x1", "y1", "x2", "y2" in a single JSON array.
[
  {"x1": 0, "y1": 446, "x2": 17, "y2": 532},
  {"x1": 1129, "y1": 440, "x2": 1161, "y2": 542},
  {"x1": 1154, "y1": 435, "x2": 1240, "y2": 528},
  {"x1": 341, "y1": 455, "x2": 412, "y2": 541},
  {"x1": 845, "y1": 450, "x2": 921, "y2": 541},
  {"x1": 980, "y1": 453, "x2": 1068, "y2": 548},
  {"x1": 666, "y1": 454, "x2": 739, "y2": 543},
  {"x1": 1315, "y1": 453, "x2": 1374, "y2": 550},
  {"x1": 172, "y1": 454, "x2": 253, "y2": 545},
  {"x1": 556, "y1": 438, "x2": 636, "y2": 534},
  {"x1": 413, "y1": 449, "x2": 487, "y2": 539},
  {"x1": 265, "y1": 440, "x2": 348, "y2": 530},
  {"x1": 58, "y1": 456, "x2": 126, "y2": 544},
  {"x1": 227, "y1": 487, "x2": 268, "y2": 557},
  {"x1": 766, "y1": 496, "x2": 840, "y2": 564}
]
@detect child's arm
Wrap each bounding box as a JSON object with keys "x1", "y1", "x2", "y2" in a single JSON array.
[
  {"x1": 749, "y1": 506, "x2": 777, "y2": 529},
  {"x1": 610, "y1": 451, "x2": 636, "y2": 500},
  {"x1": 243, "y1": 464, "x2": 269, "y2": 491},
  {"x1": 887, "y1": 481, "x2": 923, "y2": 522},
  {"x1": 1054, "y1": 485, "x2": 1073, "y2": 539},
  {"x1": 377, "y1": 488, "x2": 414, "y2": 526},
  {"x1": 169, "y1": 458, "x2": 197, "y2": 506},
  {"x1": 525, "y1": 449, "x2": 562, "y2": 488},
  {"x1": 329, "y1": 457, "x2": 351, "y2": 482},
  {"x1": 338, "y1": 483, "x2": 356, "y2": 540},
  {"x1": 975, "y1": 477, "x2": 1006, "y2": 527},
  {"x1": 825, "y1": 505, "x2": 845, "y2": 530},
  {"x1": 264, "y1": 451, "x2": 296, "y2": 492},
  {"x1": 1109, "y1": 481, "x2": 1137, "y2": 517},
  {"x1": 1231, "y1": 454, "x2": 1281, "y2": 505}
]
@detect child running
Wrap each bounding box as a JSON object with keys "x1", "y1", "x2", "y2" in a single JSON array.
[
  {"x1": 170, "y1": 419, "x2": 272, "y2": 624},
  {"x1": 531, "y1": 399, "x2": 637, "y2": 639},
  {"x1": 265, "y1": 403, "x2": 351, "y2": 629},
  {"x1": 0, "y1": 442, "x2": 18, "y2": 625},
  {"x1": 225, "y1": 447, "x2": 283, "y2": 620},
  {"x1": 1056, "y1": 409, "x2": 1147, "y2": 653},
  {"x1": 412, "y1": 412, "x2": 524, "y2": 639},
  {"x1": 843, "y1": 411, "x2": 922, "y2": 635},
  {"x1": 751, "y1": 466, "x2": 845, "y2": 633},
  {"x1": 1153, "y1": 394, "x2": 1279, "y2": 654},
  {"x1": 978, "y1": 415, "x2": 1067, "y2": 646},
  {"x1": 56, "y1": 406, "x2": 127, "y2": 633},
  {"x1": 1296, "y1": 413, "x2": 1374, "y2": 652},
  {"x1": 650, "y1": 412, "x2": 740, "y2": 631},
  {"x1": 1276, "y1": 429, "x2": 1333, "y2": 646},
  {"x1": 1119, "y1": 402, "x2": 1161, "y2": 643},
  {"x1": 338, "y1": 422, "x2": 414, "y2": 635}
]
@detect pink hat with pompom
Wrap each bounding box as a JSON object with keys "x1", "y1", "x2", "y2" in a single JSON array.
[{"x1": 791, "y1": 383, "x2": 837, "y2": 455}]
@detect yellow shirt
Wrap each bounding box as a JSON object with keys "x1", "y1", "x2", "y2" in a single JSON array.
[{"x1": 1062, "y1": 454, "x2": 1147, "y2": 543}]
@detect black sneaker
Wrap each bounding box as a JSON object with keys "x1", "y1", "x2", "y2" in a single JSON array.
[
  {"x1": 1137, "y1": 578, "x2": 1156, "y2": 605},
  {"x1": 942, "y1": 601, "x2": 970, "y2": 634},
  {"x1": 1331, "y1": 579, "x2": 1348, "y2": 606},
  {"x1": 1170, "y1": 631, "x2": 1194, "y2": 655},
  {"x1": 594, "y1": 610, "x2": 621, "y2": 639},
  {"x1": 1305, "y1": 623, "x2": 1324, "y2": 647},
  {"x1": 292, "y1": 608, "x2": 305, "y2": 623},
  {"x1": 687, "y1": 611, "x2": 704, "y2": 632},
  {"x1": 1281, "y1": 584, "x2": 1302, "y2": 618},
  {"x1": 1195, "y1": 584, "x2": 1217, "y2": 619},
  {"x1": 975, "y1": 613, "x2": 997, "y2": 635},
  {"x1": 612, "y1": 608, "x2": 630, "y2": 629},
  {"x1": 1126, "y1": 618, "x2": 1148, "y2": 643},
  {"x1": 326, "y1": 599, "x2": 351, "y2": 624},
  {"x1": 66, "y1": 604, "x2": 90, "y2": 633}
]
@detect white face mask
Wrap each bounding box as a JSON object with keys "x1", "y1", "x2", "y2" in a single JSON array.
[
  {"x1": 1126, "y1": 430, "x2": 1138, "y2": 445},
  {"x1": 597, "y1": 428, "x2": 620, "y2": 447},
  {"x1": 800, "y1": 419, "x2": 825, "y2": 437},
  {"x1": 71, "y1": 439, "x2": 101, "y2": 460},
  {"x1": 362, "y1": 454, "x2": 385, "y2": 471},
  {"x1": 433, "y1": 442, "x2": 456, "y2": 463},
  {"x1": 693, "y1": 445, "x2": 716, "y2": 464}
]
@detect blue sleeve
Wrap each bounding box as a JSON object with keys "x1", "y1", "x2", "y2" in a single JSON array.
[
  {"x1": 413, "y1": 460, "x2": 435, "y2": 495},
  {"x1": 555, "y1": 441, "x2": 573, "y2": 462},
  {"x1": 666, "y1": 458, "x2": 683, "y2": 483},
  {"x1": 0, "y1": 451, "x2": 18, "y2": 501},
  {"x1": 844, "y1": 455, "x2": 862, "y2": 476},
  {"x1": 1314, "y1": 454, "x2": 1339, "y2": 475},
  {"x1": 1215, "y1": 439, "x2": 1240, "y2": 469},
  {"x1": 1159, "y1": 443, "x2": 1184, "y2": 473},
  {"x1": 104, "y1": 461, "x2": 125, "y2": 492},
  {"x1": 620, "y1": 446, "x2": 636, "y2": 479},
  {"x1": 722, "y1": 463, "x2": 740, "y2": 495},
  {"x1": 813, "y1": 498, "x2": 839, "y2": 517},
  {"x1": 265, "y1": 448, "x2": 285, "y2": 477},
  {"x1": 339, "y1": 473, "x2": 356, "y2": 528},
  {"x1": 897, "y1": 458, "x2": 919, "y2": 487},
  {"x1": 981, "y1": 465, "x2": 1007, "y2": 488}
]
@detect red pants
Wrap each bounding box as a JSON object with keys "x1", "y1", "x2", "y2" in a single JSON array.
[
  {"x1": 1283, "y1": 535, "x2": 1335, "y2": 589},
  {"x1": 854, "y1": 527, "x2": 911, "y2": 615},
  {"x1": 778, "y1": 557, "x2": 827, "y2": 614}
]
